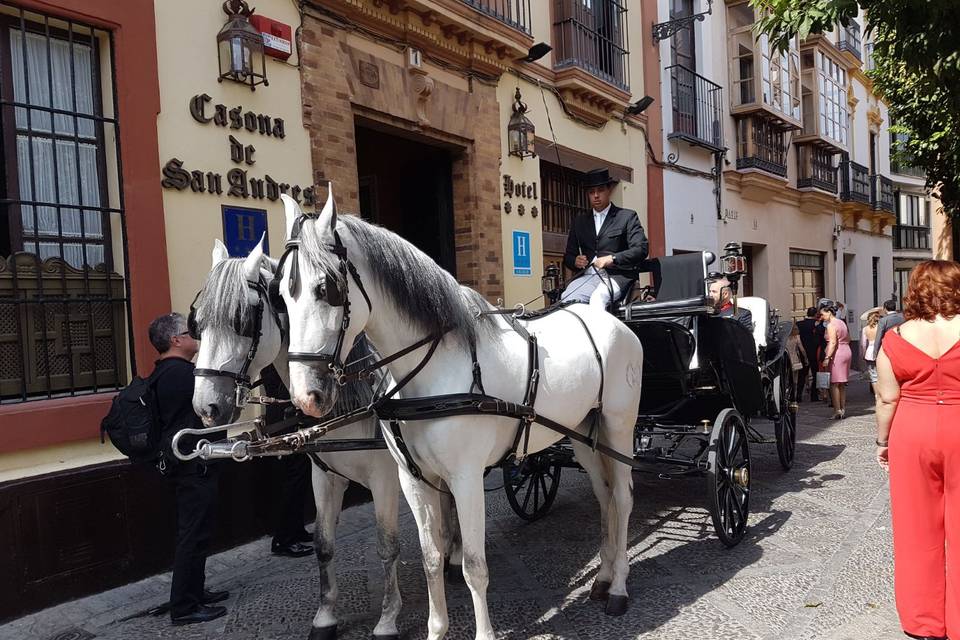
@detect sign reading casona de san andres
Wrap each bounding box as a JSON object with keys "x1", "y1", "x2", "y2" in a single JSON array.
[{"x1": 160, "y1": 93, "x2": 315, "y2": 206}]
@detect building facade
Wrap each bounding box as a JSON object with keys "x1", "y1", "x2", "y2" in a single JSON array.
[
  {"x1": 657, "y1": 0, "x2": 895, "y2": 329},
  {"x1": 0, "y1": 0, "x2": 658, "y2": 619}
]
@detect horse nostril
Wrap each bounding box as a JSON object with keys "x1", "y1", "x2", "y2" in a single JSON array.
[{"x1": 207, "y1": 404, "x2": 220, "y2": 419}]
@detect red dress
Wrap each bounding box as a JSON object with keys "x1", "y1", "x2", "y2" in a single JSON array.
[{"x1": 884, "y1": 330, "x2": 960, "y2": 639}]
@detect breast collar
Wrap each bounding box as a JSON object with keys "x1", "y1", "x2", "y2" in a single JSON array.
[
  {"x1": 275, "y1": 212, "x2": 372, "y2": 383},
  {"x1": 192, "y1": 275, "x2": 285, "y2": 406}
]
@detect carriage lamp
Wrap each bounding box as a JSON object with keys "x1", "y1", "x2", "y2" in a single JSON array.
[
  {"x1": 541, "y1": 263, "x2": 560, "y2": 297},
  {"x1": 217, "y1": 0, "x2": 268, "y2": 91},
  {"x1": 508, "y1": 88, "x2": 536, "y2": 159},
  {"x1": 720, "y1": 242, "x2": 747, "y2": 278}
]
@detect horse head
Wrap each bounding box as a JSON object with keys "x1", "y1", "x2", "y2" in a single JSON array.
[
  {"x1": 192, "y1": 235, "x2": 285, "y2": 426},
  {"x1": 278, "y1": 189, "x2": 370, "y2": 417}
]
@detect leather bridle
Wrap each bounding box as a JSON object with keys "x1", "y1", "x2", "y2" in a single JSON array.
[
  {"x1": 191, "y1": 276, "x2": 285, "y2": 405},
  {"x1": 272, "y1": 211, "x2": 372, "y2": 385}
]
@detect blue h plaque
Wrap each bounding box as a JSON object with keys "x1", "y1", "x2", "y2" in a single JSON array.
[
  {"x1": 222, "y1": 205, "x2": 269, "y2": 257},
  {"x1": 513, "y1": 230, "x2": 531, "y2": 276}
]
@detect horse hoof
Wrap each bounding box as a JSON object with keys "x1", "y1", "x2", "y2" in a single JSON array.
[
  {"x1": 589, "y1": 580, "x2": 611, "y2": 601},
  {"x1": 308, "y1": 626, "x2": 337, "y2": 640},
  {"x1": 605, "y1": 594, "x2": 629, "y2": 617}
]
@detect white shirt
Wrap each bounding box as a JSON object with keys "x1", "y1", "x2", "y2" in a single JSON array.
[{"x1": 593, "y1": 204, "x2": 611, "y2": 236}]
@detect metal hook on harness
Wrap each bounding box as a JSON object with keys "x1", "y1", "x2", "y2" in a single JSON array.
[{"x1": 513, "y1": 303, "x2": 526, "y2": 318}]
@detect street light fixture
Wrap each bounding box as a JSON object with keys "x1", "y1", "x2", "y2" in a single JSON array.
[
  {"x1": 217, "y1": 0, "x2": 268, "y2": 91},
  {"x1": 507, "y1": 87, "x2": 536, "y2": 159}
]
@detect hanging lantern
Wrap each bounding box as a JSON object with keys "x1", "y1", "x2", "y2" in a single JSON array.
[
  {"x1": 217, "y1": 0, "x2": 268, "y2": 91},
  {"x1": 507, "y1": 87, "x2": 536, "y2": 159}
]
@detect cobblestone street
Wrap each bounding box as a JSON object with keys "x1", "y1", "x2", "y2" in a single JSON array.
[{"x1": 1, "y1": 381, "x2": 902, "y2": 640}]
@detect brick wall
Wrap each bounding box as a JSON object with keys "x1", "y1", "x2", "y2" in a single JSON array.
[{"x1": 299, "y1": 17, "x2": 503, "y2": 299}]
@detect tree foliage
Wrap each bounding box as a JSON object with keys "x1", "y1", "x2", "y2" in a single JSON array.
[{"x1": 751, "y1": 0, "x2": 960, "y2": 218}]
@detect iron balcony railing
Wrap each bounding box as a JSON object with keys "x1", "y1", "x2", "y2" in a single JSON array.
[
  {"x1": 893, "y1": 224, "x2": 931, "y2": 251},
  {"x1": 553, "y1": 0, "x2": 630, "y2": 91},
  {"x1": 460, "y1": 0, "x2": 532, "y2": 35},
  {"x1": 871, "y1": 174, "x2": 895, "y2": 212},
  {"x1": 839, "y1": 157, "x2": 871, "y2": 203},
  {"x1": 837, "y1": 19, "x2": 862, "y2": 61},
  {"x1": 736, "y1": 117, "x2": 788, "y2": 177},
  {"x1": 667, "y1": 65, "x2": 724, "y2": 152},
  {"x1": 797, "y1": 146, "x2": 838, "y2": 193}
]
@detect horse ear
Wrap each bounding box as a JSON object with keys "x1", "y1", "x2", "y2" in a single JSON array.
[
  {"x1": 280, "y1": 193, "x2": 302, "y2": 240},
  {"x1": 242, "y1": 234, "x2": 265, "y2": 279},
  {"x1": 211, "y1": 238, "x2": 229, "y2": 267},
  {"x1": 317, "y1": 183, "x2": 337, "y2": 236}
]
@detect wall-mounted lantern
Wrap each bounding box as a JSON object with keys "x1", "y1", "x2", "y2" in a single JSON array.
[
  {"x1": 507, "y1": 87, "x2": 536, "y2": 160},
  {"x1": 217, "y1": 0, "x2": 268, "y2": 91}
]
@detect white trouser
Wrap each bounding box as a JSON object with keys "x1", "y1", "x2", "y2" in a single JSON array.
[{"x1": 560, "y1": 269, "x2": 621, "y2": 310}]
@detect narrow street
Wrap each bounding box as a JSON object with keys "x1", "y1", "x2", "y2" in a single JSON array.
[{"x1": 1, "y1": 381, "x2": 901, "y2": 640}]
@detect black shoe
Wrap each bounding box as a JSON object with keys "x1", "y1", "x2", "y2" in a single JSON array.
[
  {"x1": 171, "y1": 604, "x2": 227, "y2": 626},
  {"x1": 202, "y1": 588, "x2": 229, "y2": 604},
  {"x1": 271, "y1": 541, "x2": 314, "y2": 557},
  {"x1": 296, "y1": 529, "x2": 313, "y2": 543}
]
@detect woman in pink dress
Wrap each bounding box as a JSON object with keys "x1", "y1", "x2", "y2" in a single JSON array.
[{"x1": 820, "y1": 299, "x2": 852, "y2": 418}]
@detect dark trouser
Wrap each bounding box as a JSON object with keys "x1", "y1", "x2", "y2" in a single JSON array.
[
  {"x1": 270, "y1": 453, "x2": 311, "y2": 546},
  {"x1": 804, "y1": 349, "x2": 819, "y2": 401},
  {"x1": 796, "y1": 362, "x2": 809, "y2": 402},
  {"x1": 169, "y1": 462, "x2": 219, "y2": 618}
]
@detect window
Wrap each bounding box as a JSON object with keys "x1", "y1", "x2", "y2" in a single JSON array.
[
  {"x1": 553, "y1": 0, "x2": 630, "y2": 90},
  {"x1": 727, "y1": 3, "x2": 800, "y2": 122},
  {"x1": 895, "y1": 268, "x2": 911, "y2": 308},
  {"x1": 800, "y1": 49, "x2": 847, "y2": 147},
  {"x1": 540, "y1": 161, "x2": 590, "y2": 285},
  {"x1": 899, "y1": 194, "x2": 926, "y2": 226},
  {"x1": 0, "y1": 6, "x2": 128, "y2": 403}
]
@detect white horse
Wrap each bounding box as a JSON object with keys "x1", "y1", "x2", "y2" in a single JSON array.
[
  {"x1": 276, "y1": 192, "x2": 644, "y2": 640},
  {"x1": 190, "y1": 239, "x2": 406, "y2": 640}
]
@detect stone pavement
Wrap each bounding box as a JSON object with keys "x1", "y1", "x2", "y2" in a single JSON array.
[{"x1": 1, "y1": 381, "x2": 905, "y2": 640}]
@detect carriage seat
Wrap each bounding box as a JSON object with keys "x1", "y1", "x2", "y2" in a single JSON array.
[
  {"x1": 735, "y1": 296, "x2": 769, "y2": 348},
  {"x1": 620, "y1": 295, "x2": 714, "y2": 321}
]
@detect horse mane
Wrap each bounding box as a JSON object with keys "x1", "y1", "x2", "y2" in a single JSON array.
[
  {"x1": 299, "y1": 214, "x2": 491, "y2": 346},
  {"x1": 195, "y1": 258, "x2": 252, "y2": 332}
]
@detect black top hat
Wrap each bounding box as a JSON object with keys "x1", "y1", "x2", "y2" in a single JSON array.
[{"x1": 582, "y1": 168, "x2": 619, "y2": 189}]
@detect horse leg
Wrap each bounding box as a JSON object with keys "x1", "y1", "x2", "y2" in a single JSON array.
[
  {"x1": 398, "y1": 469, "x2": 449, "y2": 640},
  {"x1": 448, "y1": 473, "x2": 494, "y2": 640},
  {"x1": 570, "y1": 438, "x2": 614, "y2": 602},
  {"x1": 369, "y1": 466, "x2": 401, "y2": 640},
  {"x1": 441, "y1": 491, "x2": 463, "y2": 584},
  {"x1": 600, "y1": 416, "x2": 636, "y2": 617},
  {"x1": 309, "y1": 465, "x2": 349, "y2": 640}
]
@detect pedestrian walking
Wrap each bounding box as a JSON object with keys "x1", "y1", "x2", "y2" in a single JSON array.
[
  {"x1": 861, "y1": 310, "x2": 881, "y2": 397},
  {"x1": 819, "y1": 299, "x2": 851, "y2": 419},
  {"x1": 787, "y1": 324, "x2": 807, "y2": 401},
  {"x1": 796, "y1": 307, "x2": 820, "y2": 402},
  {"x1": 148, "y1": 313, "x2": 228, "y2": 626},
  {"x1": 875, "y1": 260, "x2": 960, "y2": 640},
  {"x1": 876, "y1": 298, "x2": 905, "y2": 359}
]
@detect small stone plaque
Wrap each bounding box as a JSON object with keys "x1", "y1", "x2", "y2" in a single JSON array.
[{"x1": 358, "y1": 60, "x2": 380, "y2": 89}]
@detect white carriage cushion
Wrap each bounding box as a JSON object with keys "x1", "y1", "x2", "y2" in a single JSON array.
[{"x1": 736, "y1": 296, "x2": 768, "y2": 349}]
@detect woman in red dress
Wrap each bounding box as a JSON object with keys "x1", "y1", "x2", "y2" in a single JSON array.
[{"x1": 876, "y1": 260, "x2": 960, "y2": 640}]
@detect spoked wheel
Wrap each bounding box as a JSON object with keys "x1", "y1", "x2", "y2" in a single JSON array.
[
  {"x1": 503, "y1": 452, "x2": 562, "y2": 521},
  {"x1": 775, "y1": 356, "x2": 798, "y2": 471},
  {"x1": 707, "y1": 408, "x2": 751, "y2": 547}
]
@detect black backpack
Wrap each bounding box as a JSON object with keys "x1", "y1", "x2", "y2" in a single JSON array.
[{"x1": 100, "y1": 366, "x2": 170, "y2": 463}]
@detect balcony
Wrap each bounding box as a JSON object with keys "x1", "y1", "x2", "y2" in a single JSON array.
[
  {"x1": 836, "y1": 19, "x2": 862, "y2": 62},
  {"x1": 727, "y1": 9, "x2": 802, "y2": 130},
  {"x1": 891, "y1": 159, "x2": 925, "y2": 178},
  {"x1": 871, "y1": 174, "x2": 895, "y2": 212},
  {"x1": 460, "y1": 0, "x2": 531, "y2": 34},
  {"x1": 667, "y1": 65, "x2": 724, "y2": 152},
  {"x1": 893, "y1": 224, "x2": 931, "y2": 251},
  {"x1": 839, "y1": 157, "x2": 871, "y2": 204},
  {"x1": 736, "y1": 115, "x2": 787, "y2": 177},
  {"x1": 797, "y1": 144, "x2": 838, "y2": 193},
  {"x1": 796, "y1": 47, "x2": 849, "y2": 151}
]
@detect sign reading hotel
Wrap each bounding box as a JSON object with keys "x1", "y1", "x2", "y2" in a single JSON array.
[{"x1": 160, "y1": 93, "x2": 315, "y2": 206}]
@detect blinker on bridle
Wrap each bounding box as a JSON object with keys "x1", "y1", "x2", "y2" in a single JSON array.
[
  {"x1": 190, "y1": 276, "x2": 285, "y2": 405},
  {"x1": 272, "y1": 208, "x2": 372, "y2": 385}
]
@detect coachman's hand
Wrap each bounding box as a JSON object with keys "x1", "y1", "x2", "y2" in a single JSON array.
[
  {"x1": 575, "y1": 254, "x2": 589, "y2": 269},
  {"x1": 593, "y1": 255, "x2": 615, "y2": 269}
]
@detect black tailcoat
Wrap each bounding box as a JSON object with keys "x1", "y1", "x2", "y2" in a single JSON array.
[{"x1": 563, "y1": 205, "x2": 649, "y2": 289}]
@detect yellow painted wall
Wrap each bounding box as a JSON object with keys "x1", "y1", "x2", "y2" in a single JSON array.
[{"x1": 155, "y1": 0, "x2": 314, "y2": 315}]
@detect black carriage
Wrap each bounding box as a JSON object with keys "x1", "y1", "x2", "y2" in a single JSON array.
[{"x1": 503, "y1": 244, "x2": 798, "y2": 547}]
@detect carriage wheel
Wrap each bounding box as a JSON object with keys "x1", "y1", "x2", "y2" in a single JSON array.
[
  {"x1": 707, "y1": 408, "x2": 751, "y2": 547},
  {"x1": 775, "y1": 356, "x2": 798, "y2": 471},
  {"x1": 503, "y1": 453, "x2": 562, "y2": 521}
]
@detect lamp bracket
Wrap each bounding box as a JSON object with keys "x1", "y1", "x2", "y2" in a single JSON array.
[
  {"x1": 223, "y1": 0, "x2": 254, "y2": 17},
  {"x1": 652, "y1": 0, "x2": 713, "y2": 43}
]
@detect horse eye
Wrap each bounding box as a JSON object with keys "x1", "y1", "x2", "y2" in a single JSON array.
[{"x1": 314, "y1": 283, "x2": 327, "y2": 301}]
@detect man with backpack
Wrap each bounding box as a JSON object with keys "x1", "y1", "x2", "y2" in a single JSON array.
[{"x1": 147, "y1": 313, "x2": 228, "y2": 626}]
